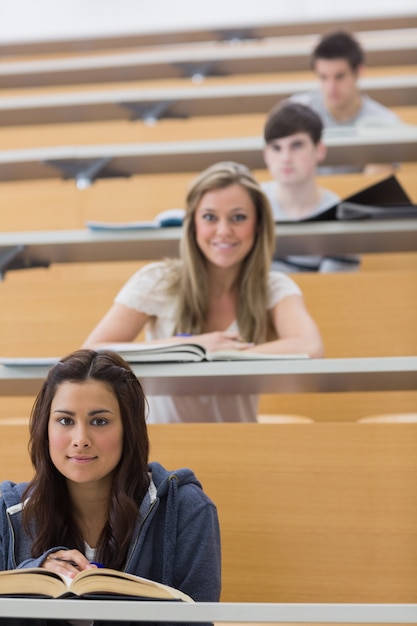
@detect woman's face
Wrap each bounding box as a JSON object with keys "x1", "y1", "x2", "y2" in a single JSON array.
[
  {"x1": 194, "y1": 183, "x2": 257, "y2": 271},
  {"x1": 48, "y1": 379, "x2": 123, "y2": 490}
]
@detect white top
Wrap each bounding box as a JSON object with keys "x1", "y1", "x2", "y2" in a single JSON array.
[
  {"x1": 115, "y1": 261, "x2": 302, "y2": 423},
  {"x1": 261, "y1": 182, "x2": 358, "y2": 272},
  {"x1": 261, "y1": 181, "x2": 340, "y2": 222},
  {"x1": 290, "y1": 91, "x2": 400, "y2": 173},
  {"x1": 289, "y1": 91, "x2": 399, "y2": 129}
]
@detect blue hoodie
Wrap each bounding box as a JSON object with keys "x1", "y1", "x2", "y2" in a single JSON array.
[{"x1": 0, "y1": 461, "x2": 221, "y2": 626}]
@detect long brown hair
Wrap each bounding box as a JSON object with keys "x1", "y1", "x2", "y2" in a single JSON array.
[
  {"x1": 22, "y1": 349, "x2": 149, "y2": 569},
  {"x1": 168, "y1": 161, "x2": 275, "y2": 343}
]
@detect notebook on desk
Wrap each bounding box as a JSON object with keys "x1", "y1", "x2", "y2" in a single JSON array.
[
  {"x1": 336, "y1": 201, "x2": 417, "y2": 220},
  {"x1": 298, "y1": 175, "x2": 415, "y2": 222}
]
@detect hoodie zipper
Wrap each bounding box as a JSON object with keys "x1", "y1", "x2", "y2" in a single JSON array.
[
  {"x1": 124, "y1": 497, "x2": 159, "y2": 571},
  {"x1": 6, "y1": 511, "x2": 18, "y2": 569}
]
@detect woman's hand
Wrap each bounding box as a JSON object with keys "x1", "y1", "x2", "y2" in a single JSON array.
[
  {"x1": 192, "y1": 331, "x2": 253, "y2": 352},
  {"x1": 42, "y1": 550, "x2": 98, "y2": 578}
]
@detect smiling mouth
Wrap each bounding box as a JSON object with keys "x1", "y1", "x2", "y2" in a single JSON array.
[
  {"x1": 213, "y1": 242, "x2": 236, "y2": 249},
  {"x1": 69, "y1": 456, "x2": 97, "y2": 462}
]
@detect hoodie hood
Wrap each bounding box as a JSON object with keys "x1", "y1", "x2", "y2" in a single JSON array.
[
  {"x1": 146, "y1": 462, "x2": 204, "y2": 584},
  {"x1": 149, "y1": 461, "x2": 203, "y2": 496},
  {"x1": 0, "y1": 481, "x2": 29, "y2": 512}
]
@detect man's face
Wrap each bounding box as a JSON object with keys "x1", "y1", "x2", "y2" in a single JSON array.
[
  {"x1": 263, "y1": 132, "x2": 325, "y2": 187},
  {"x1": 314, "y1": 58, "x2": 361, "y2": 111}
]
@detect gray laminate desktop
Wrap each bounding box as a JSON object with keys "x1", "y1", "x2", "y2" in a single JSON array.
[
  {"x1": 1, "y1": 219, "x2": 417, "y2": 277},
  {"x1": 1, "y1": 125, "x2": 417, "y2": 182},
  {"x1": 0, "y1": 73, "x2": 415, "y2": 126},
  {"x1": 0, "y1": 356, "x2": 416, "y2": 397},
  {"x1": 0, "y1": 599, "x2": 416, "y2": 623}
]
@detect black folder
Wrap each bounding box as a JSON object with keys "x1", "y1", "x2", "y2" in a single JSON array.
[{"x1": 300, "y1": 175, "x2": 416, "y2": 222}]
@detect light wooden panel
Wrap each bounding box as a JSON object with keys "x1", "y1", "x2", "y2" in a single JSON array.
[
  {"x1": 0, "y1": 174, "x2": 189, "y2": 231},
  {"x1": 258, "y1": 390, "x2": 417, "y2": 423},
  {"x1": 0, "y1": 113, "x2": 264, "y2": 150},
  {"x1": 0, "y1": 261, "x2": 142, "y2": 356},
  {"x1": 148, "y1": 423, "x2": 417, "y2": 602},
  {"x1": 0, "y1": 106, "x2": 415, "y2": 151},
  {"x1": 0, "y1": 419, "x2": 32, "y2": 482},
  {"x1": 1, "y1": 266, "x2": 415, "y2": 358},
  {"x1": 0, "y1": 397, "x2": 34, "y2": 421},
  {"x1": 261, "y1": 269, "x2": 417, "y2": 420},
  {"x1": 360, "y1": 252, "x2": 417, "y2": 271},
  {"x1": 1, "y1": 165, "x2": 417, "y2": 232},
  {"x1": 295, "y1": 270, "x2": 417, "y2": 357}
]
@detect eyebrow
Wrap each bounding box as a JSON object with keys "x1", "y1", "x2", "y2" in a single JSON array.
[
  {"x1": 52, "y1": 409, "x2": 113, "y2": 416},
  {"x1": 198, "y1": 207, "x2": 249, "y2": 213},
  {"x1": 269, "y1": 138, "x2": 307, "y2": 146}
]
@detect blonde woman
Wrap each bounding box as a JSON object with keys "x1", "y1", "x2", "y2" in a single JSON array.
[{"x1": 83, "y1": 162, "x2": 323, "y2": 422}]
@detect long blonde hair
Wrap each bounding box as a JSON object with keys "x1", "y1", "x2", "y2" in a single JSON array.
[{"x1": 168, "y1": 161, "x2": 275, "y2": 343}]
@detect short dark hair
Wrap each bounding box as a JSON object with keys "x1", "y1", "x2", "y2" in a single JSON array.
[
  {"x1": 312, "y1": 31, "x2": 364, "y2": 71},
  {"x1": 264, "y1": 100, "x2": 323, "y2": 145}
]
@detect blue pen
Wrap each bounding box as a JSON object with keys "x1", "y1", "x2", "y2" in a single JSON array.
[
  {"x1": 90, "y1": 561, "x2": 104, "y2": 568},
  {"x1": 175, "y1": 333, "x2": 192, "y2": 337}
]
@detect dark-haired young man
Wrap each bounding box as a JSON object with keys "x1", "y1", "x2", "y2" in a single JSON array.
[
  {"x1": 292, "y1": 30, "x2": 399, "y2": 128},
  {"x1": 262, "y1": 100, "x2": 359, "y2": 272},
  {"x1": 262, "y1": 100, "x2": 339, "y2": 222},
  {"x1": 291, "y1": 31, "x2": 400, "y2": 174}
]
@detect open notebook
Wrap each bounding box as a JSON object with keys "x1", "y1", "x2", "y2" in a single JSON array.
[
  {"x1": 86, "y1": 208, "x2": 185, "y2": 230},
  {"x1": 102, "y1": 342, "x2": 309, "y2": 363}
]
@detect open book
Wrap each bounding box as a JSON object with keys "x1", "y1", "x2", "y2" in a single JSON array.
[
  {"x1": 0, "y1": 567, "x2": 192, "y2": 601},
  {"x1": 86, "y1": 208, "x2": 185, "y2": 230},
  {"x1": 104, "y1": 342, "x2": 308, "y2": 363}
]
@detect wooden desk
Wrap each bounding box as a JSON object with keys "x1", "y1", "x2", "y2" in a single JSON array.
[
  {"x1": 1, "y1": 28, "x2": 416, "y2": 88},
  {"x1": 1, "y1": 218, "x2": 416, "y2": 276},
  {"x1": 1, "y1": 73, "x2": 416, "y2": 126},
  {"x1": 1, "y1": 125, "x2": 417, "y2": 182},
  {"x1": 1, "y1": 356, "x2": 416, "y2": 397},
  {"x1": 0, "y1": 599, "x2": 416, "y2": 623}
]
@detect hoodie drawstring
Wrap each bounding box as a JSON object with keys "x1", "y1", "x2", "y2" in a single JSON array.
[{"x1": 162, "y1": 474, "x2": 179, "y2": 584}]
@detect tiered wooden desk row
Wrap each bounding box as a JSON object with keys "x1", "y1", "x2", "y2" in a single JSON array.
[
  {"x1": 2, "y1": 26, "x2": 417, "y2": 88},
  {"x1": 0, "y1": 17, "x2": 416, "y2": 624},
  {"x1": 0, "y1": 18, "x2": 416, "y2": 422}
]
